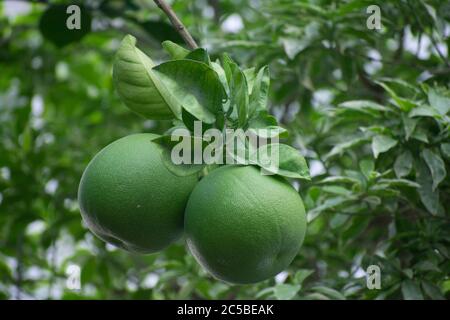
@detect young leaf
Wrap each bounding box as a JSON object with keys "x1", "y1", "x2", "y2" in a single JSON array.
[
  {"x1": 161, "y1": 40, "x2": 190, "y2": 59},
  {"x1": 255, "y1": 143, "x2": 310, "y2": 180},
  {"x1": 409, "y1": 104, "x2": 442, "y2": 119},
  {"x1": 421, "y1": 149, "x2": 446, "y2": 190},
  {"x1": 371, "y1": 135, "x2": 398, "y2": 159},
  {"x1": 249, "y1": 66, "x2": 270, "y2": 117},
  {"x1": 222, "y1": 54, "x2": 249, "y2": 127},
  {"x1": 394, "y1": 151, "x2": 413, "y2": 178},
  {"x1": 153, "y1": 59, "x2": 227, "y2": 124},
  {"x1": 113, "y1": 35, "x2": 181, "y2": 119},
  {"x1": 243, "y1": 67, "x2": 256, "y2": 93}
]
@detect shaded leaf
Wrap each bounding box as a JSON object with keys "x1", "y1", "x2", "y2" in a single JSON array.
[
  {"x1": 415, "y1": 160, "x2": 440, "y2": 215},
  {"x1": 372, "y1": 135, "x2": 398, "y2": 159},
  {"x1": 401, "y1": 280, "x2": 424, "y2": 300},
  {"x1": 394, "y1": 151, "x2": 413, "y2": 178}
]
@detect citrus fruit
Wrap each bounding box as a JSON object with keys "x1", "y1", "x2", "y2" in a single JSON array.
[
  {"x1": 78, "y1": 133, "x2": 198, "y2": 254},
  {"x1": 184, "y1": 165, "x2": 307, "y2": 284}
]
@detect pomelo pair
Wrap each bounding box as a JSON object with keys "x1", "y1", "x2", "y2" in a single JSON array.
[{"x1": 78, "y1": 134, "x2": 306, "y2": 284}]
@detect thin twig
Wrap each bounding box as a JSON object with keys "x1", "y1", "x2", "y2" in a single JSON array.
[{"x1": 152, "y1": 0, "x2": 198, "y2": 49}]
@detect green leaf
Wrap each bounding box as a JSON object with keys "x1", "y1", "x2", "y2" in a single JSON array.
[
  {"x1": 401, "y1": 280, "x2": 424, "y2": 300},
  {"x1": 211, "y1": 61, "x2": 230, "y2": 99},
  {"x1": 311, "y1": 286, "x2": 346, "y2": 300},
  {"x1": 248, "y1": 111, "x2": 287, "y2": 138},
  {"x1": 441, "y1": 143, "x2": 450, "y2": 158},
  {"x1": 274, "y1": 284, "x2": 301, "y2": 300},
  {"x1": 359, "y1": 159, "x2": 374, "y2": 179},
  {"x1": 324, "y1": 137, "x2": 369, "y2": 160},
  {"x1": 421, "y1": 281, "x2": 445, "y2": 300},
  {"x1": 162, "y1": 40, "x2": 190, "y2": 59},
  {"x1": 402, "y1": 114, "x2": 418, "y2": 141},
  {"x1": 421, "y1": 149, "x2": 446, "y2": 190},
  {"x1": 153, "y1": 59, "x2": 226, "y2": 124},
  {"x1": 255, "y1": 143, "x2": 310, "y2": 180},
  {"x1": 316, "y1": 176, "x2": 360, "y2": 185},
  {"x1": 337, "y1": 100, "x2": 391, "y2": 117},
  {"x1": 185, "y1": 48, "x2": 211, "y2": 65},
  {"x1": 113, "y1": 35, "x2": 180, "y2": 119},
  {"x1": 394, "y1": 151, "x2": 413, "y2": 178},
  {"x1": 409, "y1": 104, "x2": 441, "y2": 119},
  {"x1": 294, "y1": 269, "x2": 314, "y2": 285},
  {"x1": 377, "y1": 178, "x2": 420, "y2": 188},
  {"x1": 153, "y1": 134, "x2": 206, "y2": 177},
  {"x1": 39, "y1": 4, "x2": 92, "y2": 47},
  {"x1": 243, "y1": 67, "x2": 256, "y2": 93},
  {"x1": 411, "y1": 127, "x2": 429, "y2": 143},
  {"x1": 307, "y1": 196, "x2": 356, "y2": 222},
  {"x1": 415, "y1": 159, "x2": 440, "y2": 215},
  {"x1": 375, "y1": 81, "x2": 416, "y2": 111},
  {"x1": 282, "y1": 38, "x2": 310, "y2": 59},
  {"x1": 322, "y1": 185, "x2": 351, "y2": 195},
  {"x1": 330, "y1": 213, "x2": 350, "y2": 229},
  {"x1": 371, "y1": 135, "x2": 398, "y2": 159},
  {"x1": 249, "y1": 66, "x2": 270, "y2": 117},
  {"x1": 223, "y1": 54, "x2": 249, "y2": 127},
  {"x1": 428, "y1": 87, "x2": 450, "y2": 115}
]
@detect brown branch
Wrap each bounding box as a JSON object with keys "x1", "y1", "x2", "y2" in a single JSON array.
[{"x1": 152, "y1": 0, "x2": 198, "y2": 49}]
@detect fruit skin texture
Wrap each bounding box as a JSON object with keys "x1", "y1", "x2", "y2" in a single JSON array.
[
  {"x1": 78, "y1": 133, "x2": 198, "y2": 254},
  {"x1": 185, "y1": 165, "x2": 307, "y2": 284}
]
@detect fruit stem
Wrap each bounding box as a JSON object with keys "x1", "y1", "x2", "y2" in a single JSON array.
[{"x1": 152, "y1": 0, "x2": 199, "y2": 50}]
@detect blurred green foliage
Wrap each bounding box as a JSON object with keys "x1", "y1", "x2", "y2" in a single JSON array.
[{"x1": 0, "y1": 0, "x2": 449, "y2": 300}]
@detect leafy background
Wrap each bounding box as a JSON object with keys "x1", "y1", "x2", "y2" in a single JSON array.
[{"x1": 0, "y1": 0, "x2": 449, "y2": 300}]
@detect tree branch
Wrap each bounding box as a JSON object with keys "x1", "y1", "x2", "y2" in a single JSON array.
[{"x1": 152, "y1": 0, "x2": 198, "y2": 49}]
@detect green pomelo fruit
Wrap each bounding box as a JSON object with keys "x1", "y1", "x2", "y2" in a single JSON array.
[
  {"x1": 185, "y1": 165, "x2": 307, "y2": 284},
  {"x1": 78, "y1": 133, "x2": 198, "y2": 253}
]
